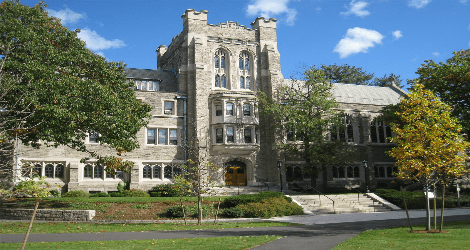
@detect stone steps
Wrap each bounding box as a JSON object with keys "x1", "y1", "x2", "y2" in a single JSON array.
[{"x1": 290, "y1": 193, "x2": 400, "y2": 215}]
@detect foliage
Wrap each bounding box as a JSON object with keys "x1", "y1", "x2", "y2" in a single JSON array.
[
  {"x1": 222, "y1": 191, "x2": 291, "y2": 208},
  {"x1": 117, "y1": 182, "x2": 125, "y2": 193},
  {"x1": 150, "y1": 182, "x2": 193, "y2": 197},
  {"x1": 109, "y1": 192, "x2": 125, "y2": 197},
  {"x1": 62, "y1": 190, "x2": 89, "y2": 198},
  {"x1": 89, "y1": 192, "x2": 110, "y2": 197},
  {"x1": 258, "y1": 66, "x2": 356, "y2": 189},
  {"x1": 389, "y1": 83, "x2": 469, "y2": 185},
  {"x1": 0, "y1": 0, "x2": 152, "y2": 176},
  {"x1": 236, "y1": 197, "x2": 304, "y2": 218},
  {"x1": 164, "y1": 204, "x2": 211, "y2": 218},
  {"x1": 12, "y1": 176, "x2": 51, "y2": 198},
  {"x1": 223, "y1": 206, "x2": 245, "y2": 218},
  {"x1": 318, "y1": 64, "x2": 403, "y2": 87},
  {"x1": 416, "y1": 49, "x2": 470, "y2": 135},
  {"x1": 121, "y1": 189, "x2": 149, "y2": 197},
  {"x1": 375, "y1": 189, "x2": 425, "y2": 209}
]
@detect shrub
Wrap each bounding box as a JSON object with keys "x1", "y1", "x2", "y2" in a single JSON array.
[
  {"x1": 62, "y1": 190, "x2": 89, "y2": 197},
  {"x1": 122, "y1": 189, "x2": 150, "y2": 197},
  {"x1": 222, "y1": 191, "x2": 290, "y2": 208},
  {"x1": 236, "y1": 197, "x2": 304, "y2": 218},
  {"x1": 223, "y1": 206, "x2": 244, "y2": 218},
  {"x1": 117, "y1": 182, "x2": 125, "y2": 193},
  {"x1": 90, "y1": 192, "x2": 110, "y2": 197},
  {"x1": 164, "y1": 205, "x2": 193, "y2": 218},
  {"x1": 375, "y1": 188, "x2": 425, "y2": 209},
  {"x1": 150, "y1": 183, "x2": 193, "y2": 197},
  {"x1": 109, "y1": 192, "x2": 126, "y2": 197}
]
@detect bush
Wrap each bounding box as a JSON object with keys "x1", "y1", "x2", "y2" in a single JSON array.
[
  {"x1": 109, "y1": 192, "x2": 126, "y2": 197},
  {"x1": 150, "y1": 183, "x2": 193, "y2": 197},
  {"x1": 222, "y1": 191, "x2": 290, "y2": 208},
  {"x1": 223, "y1": 206, "x2": 244, "y2": 218},
  {"x1": 90, "y1": 192, "x2": 110, "y2": 197},
  {"x1": 236, "y1": 197, "x2": 304, "y2": 218},
  {"x1": 375, "y1": 188, "x2": 425, "y2": 209},
  {"x1": 62, "y1": 190, "x2": 89, "y2": 197},
  {"x1": 122, "y1": 189, "x2": 150, "y2": 197},
  {"x1": 164, "y1": 204, "x2": 212, "y2": 218}
]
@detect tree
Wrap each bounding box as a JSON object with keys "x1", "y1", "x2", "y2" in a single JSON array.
[
  {"x1": 259, "y1": 66, "x2": 356, "y2": 190},
  {"x1": 318, "y1": 64, "x2": 404, "y2": 88},
  {"x1": 416, "y1": 49, "x2": 470, "y2": 136},
  {"x1": 0, "y1": 0, "x2": 151, "y2": 182},
  {"x1": 389, "y1": 83, "x2": 469, "y2": 231}
]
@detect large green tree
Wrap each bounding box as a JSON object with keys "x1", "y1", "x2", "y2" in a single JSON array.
[
  {"x1": 0, "y1": 1, "x2": 151, "y2": 177},
  {"x1": 416, "y1": 49, "x2": 470, "y2": 136},
  {"x1": 389, "y1": 83, "x2": 469, "y2": 231},
  {"x1": 259, "y1": 66, "x2": 355, "y2": 190}
]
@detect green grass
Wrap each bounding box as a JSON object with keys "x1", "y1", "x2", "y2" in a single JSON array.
[
  {"x1": 0, "y1": 235, "x2": 283, "y2": 250},
  {"x1": 333, "y1": 220, "x2": 470, "y2": 250},
  {"x1": 0, "y1": 221, "x2": 296, "y2": 234}
]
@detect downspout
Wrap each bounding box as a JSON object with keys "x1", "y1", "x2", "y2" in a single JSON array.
[{"x1": 177, "y1": 96, "x2": 188, "y2": 165}]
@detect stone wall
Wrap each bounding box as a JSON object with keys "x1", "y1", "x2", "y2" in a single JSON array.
[{"x1": 0, "y1": 208, "x2": 95, "y2": 221}]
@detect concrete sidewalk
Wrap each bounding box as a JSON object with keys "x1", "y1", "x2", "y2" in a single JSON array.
[{"x1": 1, "y1": 209, "x2": 470, "y2": 250}]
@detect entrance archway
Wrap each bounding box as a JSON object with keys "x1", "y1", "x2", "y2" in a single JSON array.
[{"x1": 225, "y1": 161, "x2": 247, "y2": 186}]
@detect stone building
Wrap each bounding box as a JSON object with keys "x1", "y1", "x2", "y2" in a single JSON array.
[{"x1": 16, "y1": 9, "x2": 406, "y2": 193}]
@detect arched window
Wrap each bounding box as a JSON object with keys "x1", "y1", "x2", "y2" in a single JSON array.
[
  {"x1": 370, "y1": 119, "x2": 392, "y2": 143},
  {"x1": 330, "y1": 116, "x2": 354, "y2": 142},
  {"x1": 143, "y1": 165, "x2": 151, "y2": 178},
  {"x1": 84, "y1": 164, "x2": 93, "y2": 178},
  {"x1": 239, "y1": 51, "x2": 252, "y2": 90},
  {"x1": 214, "y1": 49, "x2": 228, "y2": 89},
  {"x1": 55, "y1": 164, "x2": 64, "y2": 178},
  {"x1": 45, "y1": 164, "x2": 54, "y2": 178},
  {"x1": 153, "y1": 165, "x2": 161, "y2": 179}
]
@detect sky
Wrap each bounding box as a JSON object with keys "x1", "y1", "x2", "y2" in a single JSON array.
[{"x1": 19, "y1": 0, "x2": 470, "y2": 90}]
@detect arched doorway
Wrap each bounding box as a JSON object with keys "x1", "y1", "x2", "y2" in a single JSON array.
[{"x1": 225, "y1": 161, "x2": 247, "y2": 186}]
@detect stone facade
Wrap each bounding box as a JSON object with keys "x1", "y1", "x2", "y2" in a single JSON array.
[
  {"x1": 0, "y1": 208, "x2": 95, "y2": 221},
  {"x1": 16, "y1": 9, "x2": 406, "y2": 193}
]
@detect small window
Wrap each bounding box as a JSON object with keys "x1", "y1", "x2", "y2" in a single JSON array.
[
  {"x1": 243, "y1": 104, "x2": 251, "y2": 116},
  {"x1": 89, "y1": 132, "x2": 99, "y2": 143},
  {"x1": 153, "y1": 165, "x2": 161, "y2": 178},
  {"x1": 94, "y1": 165, "x2": 103, "y2": 179},
  {"x1": 221, "y1": 56, "x2": 225, "y2": 69},
  {"x1": 84, "y1": 164, "x2": 92, "y2": 178},
  {"x1": 164, "y1": 101, "x2": 174, "y2": 115},
  {"x1": 226, "y1": 103, "x2": 233, "y2": 116},
  {"x1": 215, "y1": 104, "x2": 222, "y2": 116},
  {"x1": 246, "y1": 77, "x2": 250, "y2": 89},
  {"x1": 158, "y1": 129, "x2": 167, "y2": 144},
  {"x1": 143, "y1": 165, "x2": 151, "y2": 178},
  {"x1": 221, "y1": 75, "x2": 226, "y2": 88},
  {"x1": 216, "y1": 128, "x2": 223, "y2": 143},
  {"x1": 45, "y1": 164, "x2": 54, "y2": 178},
  {"x1": 244, "y1": 128, "x2": 252, "y2": 143},
  {"x1": 164, "y1": 166, "x2": 172, "y2": 179},
  {"x1": 33, "y1": 164, "x2": 42, "y2": 177},
  {"x1": 240, "y1": 77, "x2": 245, "y2": 89},
  {"x1": 227, "y1": 126, "x2": 234, "y2": 143},
  {"x1": 169, "y1": 129, "x2": 177, "y2": 145},
  {"x1": 55, "y1": 164, "x2": 64, "y2": 178},
  {"x1": 215, "y1": 75, "x2": 220, "y2": 87},
  {"x1": 147, "y1": 129, "x2": 156, "y2": 144}
]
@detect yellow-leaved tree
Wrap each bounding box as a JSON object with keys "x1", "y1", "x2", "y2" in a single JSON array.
[{"x1": 389, "y1": 83, "x2": 469, "y2": 232}]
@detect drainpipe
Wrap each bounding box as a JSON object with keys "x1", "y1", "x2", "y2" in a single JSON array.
[{"x1": 177, "y1": 96, "x2": 187, "y2": 165}]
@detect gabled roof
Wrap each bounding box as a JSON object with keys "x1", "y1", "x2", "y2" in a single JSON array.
[{"x1": 283, "y1": 79, "x2": 405, "y2": 106}]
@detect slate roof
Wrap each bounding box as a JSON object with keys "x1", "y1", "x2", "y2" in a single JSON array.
[
  {"x1": 283, "y1": 79, "x2": 405, "y2": 106},
  {"x1": 125, "y1": 68, "x2": 178, "y2": 92}
]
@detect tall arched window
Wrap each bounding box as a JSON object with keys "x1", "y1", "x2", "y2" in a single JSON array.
[
  {"x1": 239, "y1": 51, "x2": 252, "y2": 90},
  {"x1": 214, "y1": 49, "x2": 229, "y2": 89}
]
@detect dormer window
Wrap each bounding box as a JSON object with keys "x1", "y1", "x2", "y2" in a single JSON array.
[{"x1": 133, "y1": 79, "x2": 159, "y2": 91}]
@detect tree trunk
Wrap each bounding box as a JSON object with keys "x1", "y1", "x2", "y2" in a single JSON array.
[
  {"x1": 401, "y1": 186, "x2": 413, "y2": 231},
  {"x1": 440, "y1": 184, "x2": 445, "y2": 232},
  {"x1": 21, "y1": 201, "x2": 39, "y2": 250},
  {"x1": 425, "y1": 184, "x2": 430, "y2": 231},
  {"x1": 433, "y1": 184, "x2": 437, "y2": 230}
]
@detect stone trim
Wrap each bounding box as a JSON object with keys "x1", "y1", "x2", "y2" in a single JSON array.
[{"x1": 0, "y1": 208, "x2": 95, "y2": 221}]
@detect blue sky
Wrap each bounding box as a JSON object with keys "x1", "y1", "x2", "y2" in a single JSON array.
[{"x1": 20, "y1": 0, "x2": 470, "y2": 89}]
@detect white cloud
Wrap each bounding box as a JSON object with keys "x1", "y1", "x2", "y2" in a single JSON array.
[
  {"x1": 76, "y1": 28, "x2": 126, "y2": 51},
  {"x1": 47, "y1": 8, "x2": 85, "y2": 25},
  {"x1": 407, "y1": 0, "x2": 431, "y2": 9},
  {"x1": 334, "y1": 27, "x2": 384, "y2": 58},
  {"x1": 432, "y1": 52, "x2": 439, "y2": 56},
  {"x1": 392, "y1": 30, "x2": 403, "y2": 40},
  {"x1": 246, "y1": 0, "x2": 297, "y2": 25},
  {"x1": 340, "y1": 1, "x2": 370, "y2": 18},
  {"x1": 460, "y1": 0, "x2": 468, "y2": 4}
]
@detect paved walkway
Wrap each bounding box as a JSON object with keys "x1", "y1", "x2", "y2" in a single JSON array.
[{"x1": 1, "y1": 208, "x2": 470, "y2": 250}]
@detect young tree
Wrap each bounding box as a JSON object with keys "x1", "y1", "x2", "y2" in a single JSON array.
[
  {"x1": 416, "y1": 49, "x2": 470, "y2": 136},
  {"x1": 318, "y1": 64, "x2": 403, "y2": 87},
  {"x1": 389, "y1": 83, "x2": 469, "y2": 231},
  {"x1": 0, "y1": 1, "x2": 151, "y2": 182},
  {"x1": 259, "y1": 66, "x2": 356, "y2": 190}
]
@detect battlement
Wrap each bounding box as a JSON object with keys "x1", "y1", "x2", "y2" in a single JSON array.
[
  {"x1": 251, "y1": 17, "x2": 277, "y2": 29},
  {"x1": 182, "y1": 9, "x2": 208, "y2": 23}
]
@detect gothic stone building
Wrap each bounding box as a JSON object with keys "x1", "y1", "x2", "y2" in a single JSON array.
[{"x1": 17, "y1": 10, "x2": 406, "y2": 193}]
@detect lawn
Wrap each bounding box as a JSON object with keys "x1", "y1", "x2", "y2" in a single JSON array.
[
  {"x1": 0, "y1": 221, "x2": 296, "y2": 234},
  {"x1": 333, "y1": 220, "x2": 470, "y2": 249},
  {"x1": 0, "y1": 235, "x2": 283, "y2": 250}
]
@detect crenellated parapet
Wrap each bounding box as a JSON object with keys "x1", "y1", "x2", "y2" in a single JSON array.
[
  {"x1": 251, "y1": 17, "x2": 277, "y2": 29},
  {"x1": 182, "y1": 9, "x2": 208, "y2": 24}
]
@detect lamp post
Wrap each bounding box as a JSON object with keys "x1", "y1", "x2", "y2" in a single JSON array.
[
  {"x1": 277, "y1": 160, "x2": 283, "y2": 192},
  {"x1": 363, "y1": 160, "x2": 370, "y2": 193}
]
